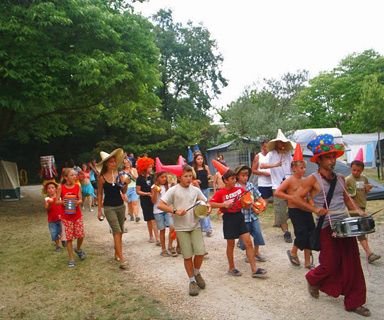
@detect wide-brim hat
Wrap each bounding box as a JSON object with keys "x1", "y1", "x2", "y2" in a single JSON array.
[
  {"x1": 42, "y1": 179, "x2": 59, "y2": 194},
  {"x1": 234, "y1": 165, "x2": 252, "y2": 177},
  {"x1": 267, "y1": 129, "x2": 295, "y2": 152},
  {"x1": 96, "y1": 148, "x2": 124, "y2": 172},
  {"x1": 307, "y1": 134, "x2": 344, "y2": 163}
]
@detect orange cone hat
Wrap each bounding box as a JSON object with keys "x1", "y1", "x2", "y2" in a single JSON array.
[
  {"x1": 354, "y1": 148, "x2": 364, "y2": 162},
  {"x1": 177, "y1": 155, "x2": 185, "y2": 166},
  {"x1": 212, "y1": 159, "x2": 229, "y2": 175},
  {"x1": 293, "y1": 144, "x2": 304, "y2": 161}
]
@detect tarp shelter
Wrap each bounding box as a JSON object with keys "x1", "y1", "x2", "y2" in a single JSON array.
[
  {"x1": 0, "y1": 160, "x2": 21, "y2": 200},
  {"x1": 343, "y1": 132, "x2": 384, "y2": 167}
]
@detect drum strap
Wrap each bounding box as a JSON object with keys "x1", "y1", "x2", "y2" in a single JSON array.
[{"x1": 318, "y1": 175, "x2": 338, "y2": 229}]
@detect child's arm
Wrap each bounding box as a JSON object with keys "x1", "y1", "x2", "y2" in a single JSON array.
[
  {"x1": 76, "y1": 185, "x2": 82, "y2": 206},
  {"x1": 44, "y1": 197, "x2": 53, "y2": 209},
  {"x1": 157, "y1": 200, "x2": 186, "y2": 216},
  {"x1": 55, "y1": 185, "x2": 63, "y2": 205},
  {"x1": 209, "y1": 199, "x2": 234, "y2": 209},
  {"x1": 274, "y1": 178, "x2": 291, "y2": 201},
  {"x1": 150, "y1": 185, "x2": 159, "y2": 204},
  {"x1": 136, "y1": 184, "x2": 151, "y2": 197}
]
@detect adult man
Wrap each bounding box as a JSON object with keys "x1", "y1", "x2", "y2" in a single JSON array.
[
  {"x1": 251, "y1": 139, "x2": 272, "y2": 201},
  {"x1": 260, "y1": 129, "x2": 293, "y2": 243},
  {"x1": 296, "y1": 134, "x2": 370, "y2": 317}
]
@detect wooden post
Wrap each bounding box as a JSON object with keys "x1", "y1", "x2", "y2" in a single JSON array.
[{"x1": 378, "y1": 131, "x2": 384, "y2": 180}]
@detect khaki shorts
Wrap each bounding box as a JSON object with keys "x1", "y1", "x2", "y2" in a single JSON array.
[
  {"x1": 176, "y1": 228, "x2": 206, "y2": 259},
  {"x1": 104, "y1": 205, "x2": 126, "y2": 234},
  {"x1": 273, "y1": 191, "x2": 289, "y2": 226}
]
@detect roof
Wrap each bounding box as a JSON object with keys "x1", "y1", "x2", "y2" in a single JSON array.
[
  {"x1": 207, "y1": 140, "x2": 235, "y2": 151},
  {"x1": 343, "y1": 132, "x2": 384, "y2": 145}
]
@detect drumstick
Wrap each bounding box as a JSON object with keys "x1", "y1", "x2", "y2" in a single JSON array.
[
  {"x1": 186, "y1": 201, "x2": 202, "y2": 212},
  {"x1": 368, "y1": 207, "x2": 384, "y2": 217}
]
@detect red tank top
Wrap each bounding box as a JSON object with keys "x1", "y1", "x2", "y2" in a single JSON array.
[{"x1": 61, "y1": 183, "x2": 81, "y2": 221}]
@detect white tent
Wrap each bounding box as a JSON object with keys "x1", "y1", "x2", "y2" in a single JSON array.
[
  {"x1": 343, "y1": 132, "x2": 384, "y2": 167},
  {"x1": 0, "y1": 160, "x2": 20, "y2": 200}
]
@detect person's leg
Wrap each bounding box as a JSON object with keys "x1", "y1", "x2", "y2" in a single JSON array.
[
  {"x1": 66, "y1": 240, "x2": 75, "y2": 260},
  {"x1": 304, "y1": 249, "x2": 312, "y2": 267},
  {"x1": 168, "y1": 227, "x2": 174, "y2": 250},
  {"x1": 127, "y1": 201, "x2": 134, "y2": 220},
  {"x1": 147, "y1": 221, "x2": 154, "y2": 241},
  {"x1": 132, "y1": 201, "x2": 140, "y2": 220},
  {"x1": 152, "y1": 220, "x2": 159, "y2": 242},
  {"x1": 226, "y1": 239, "x2": 236, "y2": 270},
  {"x1": 239, "y1": 233, "x2": 257, "y2": 273},
  {"x1": 160, "y1": 229, "x2": 166, "y2": 251},
  {"x1": 113, "y1": 232, "x2": 123, "y2": 261}
]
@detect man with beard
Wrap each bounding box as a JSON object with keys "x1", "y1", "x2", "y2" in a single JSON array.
[
  {"x1": 260, "y1": 129, "x2": 294, "y2": 243},
  {"x1": 294, "y1": 134, "x2": 371, "y2": 317}
]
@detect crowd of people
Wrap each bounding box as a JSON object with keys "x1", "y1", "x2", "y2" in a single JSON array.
[{"x1": 42, "y1": 131, "x2": 382, "y2": 317}]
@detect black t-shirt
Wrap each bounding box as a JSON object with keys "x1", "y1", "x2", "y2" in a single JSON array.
[
  {"x1": 136, "y1": 175, "x2": 154, "y2": 209},
  {"x1": 196, "y1": 169, "x2": 209, "y2": 190}
]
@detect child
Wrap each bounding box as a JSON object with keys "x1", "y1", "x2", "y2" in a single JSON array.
[
  {"x1": 209, "y1": 169, "x2": 267, "y2": 278},
  {"x1": 192, "y1": 153, "x2": 213, "y2": 237},
  {"x1": 157, "y1": 165, "x2": 207, "y2": 296},
  {"x1": 122, "y1": 158, "x2": 140, "y2": 222},
  {"x1": 275, "y1": 148, "x2": 326, "y2": 268},
  {"x1": 44, "y1": 181, "x2": 65, "y2": 252},
  {"x1": 79, "y1": 163, "x2": 95, "y2": 212},
  {"x1": 136, "y1": 157, "x2": 160, "y2": 245},
  {"x1": 151, "y1": 171, "x2": 177, "y2": 257},
  {"x1": 57, "y1": 168, "x2": 86, "y2": 268},
  {"x1": 346, "y1": 158, "x2": 381, "y2": 264},
  {"x1": 235, "y1": 165, "x2": 267, "y2": 263}
]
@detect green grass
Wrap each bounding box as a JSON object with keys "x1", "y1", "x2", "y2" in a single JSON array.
[
  {"x1": 0, "y1": 199, "x2": 175, "y2": 320},
  {"x1": 363, "y1": 168, "x2": 384, "y2": 183}
]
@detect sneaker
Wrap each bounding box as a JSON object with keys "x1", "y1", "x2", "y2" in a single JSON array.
[
  {"x1": 55, "y1": 246, "x2": 62, "y2": 252},
  {"x1": 68, "y1": 260, "x2": 75, "y2": 268},
  {"x1": 284, "y1": 231, "x2": 292, "y2": 243},
  {"x1": 252, "y1": 268, "x2": 267, "y2": 278},
  {"x1": 130, "y1": 216, "x2": 134, "y2": 221},
  {"x1": 61, "y1": 240, "x2": 67, "y2": 247},
  {"x1": 255, "y1": 255, "x2": 267, "y2": 262},
  {"x1": 169, "y1": 247, "x2": 178, "y2": 257},
  {"x1": 135, "y1": 216, "x2": 140, "y2": 223},
  {"x1": 368, "y1": 253, "x2": 381, "y2": 264},
  {"x1": 189, "y1": 281, "x2": 200, "y2": 296},
  {"x1": 206, "y1": 230, "x2": 213, "y2": 237},
  {"x1": 75, "y1": 249, "x2": 86, "y2": 260},
  {"x1": 227, "y1": 268, "x2": 242, "y2": 276},
  {"x1": 195, "y1": 273, "x2": 206, "y2": 289}
]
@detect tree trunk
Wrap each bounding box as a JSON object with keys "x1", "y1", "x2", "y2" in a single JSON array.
[{"x1": 378, "y1": 131, "x2": 384, "y2": 180}]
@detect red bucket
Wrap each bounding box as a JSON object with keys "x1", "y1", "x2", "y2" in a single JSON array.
[{"x1": 64, "y1": 194, "x2": 77, "y2": 215}]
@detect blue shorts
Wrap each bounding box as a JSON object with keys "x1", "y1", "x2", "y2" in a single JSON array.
[
  {"x1": 154, "y1": 212, "x2": 174, "y2": 230},
  {"x1": 48, "y1": 221, "x2": 62, "y2": 241},
  {"x1": 126, "y1": 187, "x2": 139, "y2": 202},
  {"x1": 239, "y1": 219, "x2": 265, "y2": 248}
]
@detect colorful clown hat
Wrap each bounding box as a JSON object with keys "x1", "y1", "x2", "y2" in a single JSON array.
[
  {"x1": 293, "y1": 144, "x2": 304, "y2": 161},
  {"x1": 354, "y1": 148, "x2": 364, "y2": 163},
  {"x1": 307, "y1": 134, "x2": 344, "y2": 163}
]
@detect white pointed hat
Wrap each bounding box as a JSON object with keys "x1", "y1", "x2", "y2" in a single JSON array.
[
  {"x1": 267, "y1": 129, "x2": 296, "y2": 152},
  {"x1": 96, "y1": 148, "x2": 124, "y2": 172}
]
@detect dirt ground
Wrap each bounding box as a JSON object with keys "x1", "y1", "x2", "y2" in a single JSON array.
[{"x1": 3, "y1": 186, "x2": 384, "y2": 319}]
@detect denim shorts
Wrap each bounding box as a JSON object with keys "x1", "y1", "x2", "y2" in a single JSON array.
[
  {"x1": 239, "y1": 219, "x2": 265, "y2": 249},
  {"x1": 126, "y1": 187, "x2": 139, "y2": 202},
  {"x1": 48, "y1": 221, "x2": 62, "y2": 241},
  {"x1": 154, "y1": 212, "x2": 174, "y2": 230}
]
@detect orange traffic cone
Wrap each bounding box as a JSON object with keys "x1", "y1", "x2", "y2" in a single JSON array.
[
  {"x1": 212, "y1": 159, "x2": 229, "y2": 175},
  {"x1": 293, "y1": 144, "x2": 304, "y2": 161}
]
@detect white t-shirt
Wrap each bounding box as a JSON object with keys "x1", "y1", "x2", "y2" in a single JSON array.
[
  {"x1": 266, "y1": 150, "x2": 292, "y2": 189},
  {"x1": 153, "y1": 185, "x2": 167, "y2": 214},
  {"x1": 257, "y1": 152, "x2": 272, "y2": 187},
  {"x1": 161, "y1": 184, "x2": 207, "y2": 231}
]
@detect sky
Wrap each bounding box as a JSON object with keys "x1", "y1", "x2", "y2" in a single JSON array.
[{"x1": 134, "y1": 0, "x2": 384, "y2": 109}]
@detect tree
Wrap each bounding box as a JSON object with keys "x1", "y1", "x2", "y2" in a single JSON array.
[
  {"x1": 220, "y1": 71, "x2": 308, "y2": 139},
  {"x1": 0, "y1": 0, "x2": 161, "y2": 142},
  {"x1": 296, "y1": 50, "x2": 384, "y2": 133}
]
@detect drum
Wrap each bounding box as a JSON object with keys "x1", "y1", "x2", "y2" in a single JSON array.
[
  {"x1": 332, "y1": 216, "x2": 375, "y2": 238},
  {"x1": 194, "y1": 201, "x2": 209, "y2": 218},
  {"x1": 64, "y1": 194, "x2": 77, "y2": 215},
  {"x1": 252, "y1": 198, "x2": 266, "y2": 214},
  {"x1": 241, "y1": 192, "x2": 253, "y2": 208}
]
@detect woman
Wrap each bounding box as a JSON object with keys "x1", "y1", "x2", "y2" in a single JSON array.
[
  {"x1": 79, "y1": 163, "x2": 95, "y2": 212},
  {"x1": 97, "y1": 148, "x2": 129, "y2": 269},
  {"x1": 122, "y1": 158, "x2": 140, "y2": 222},
  {"x1": 192, "y1": 153, "x2": 213, "y2": 237}
]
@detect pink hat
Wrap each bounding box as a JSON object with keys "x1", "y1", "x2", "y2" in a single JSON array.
[{"x1": 354, "y1": 148, "x2": 364, "y2": 162}]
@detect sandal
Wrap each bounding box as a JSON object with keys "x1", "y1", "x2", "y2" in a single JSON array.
[
  {"x1": 68, "y1": 260, "x2": 75, "y2": 268},
  {"x1": 169, "y1": 247, "x2": 178, "y2": 257},
  {"x1": 75, "y1": 249, "x2": 86, "y2": 260},
  {"x1": 160, "y1": 250, "x2": 170, "y2": 257},
  {"x1": 227, "y1": 268, "x2": 242, "y2": 276},
  {"x1": 351, "y1": 306, "x2": 371, "y2": 317},
  {"x1": 287, "y1": 250, "x2": 300, "y2": 266},
  {"x1": 368, "y1": 253, "x2": 381, "y2": 264},
  {"x1": 252, "y1": 268, "x2": 267, "y2": 278},
  {"x1": 119, "y1": 261, "x2": 129, "y2": 270}
]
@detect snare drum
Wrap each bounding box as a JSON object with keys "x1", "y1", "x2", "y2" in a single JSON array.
[{"x1": 332, "y1": 216, "x2": 375, "y2": 238}]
